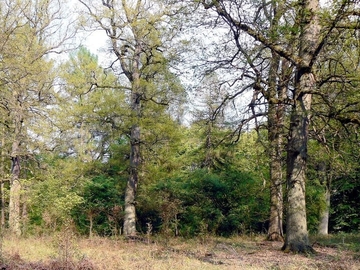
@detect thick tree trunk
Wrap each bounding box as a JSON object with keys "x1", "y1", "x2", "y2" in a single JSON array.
[
  {"x1": 282, "y1": 0, "x2": 320, "y2": 253},
  {"x1": 282, "y1": 75, "x2": 315, "y2": 253}
]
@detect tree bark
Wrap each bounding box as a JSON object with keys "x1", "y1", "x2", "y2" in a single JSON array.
[
  {"x1": 1, "y1": 134, "x2": 5, "y2": 228},
  {"x1": 282, "y1": 90, "x2": 313, "y2": 252},
  {"x1": 318, "y1": 162, "x2": 330, "y2": 235},
  {"x1": 281, "y1": 0, "x2": 320, "y2": 252},
  {"x1": 9, "y1": 106, "x2": 23, "y2": 236},
  {"x1": 267, "y1": 53, "x2": 284, "y2": 241},
  {"x1": 123, "y1": 42, "x2": 142, "y2": 237},
  {"x1": 318, "y1": 187, "x2": 330, "y2": 235},
  {"x1": 9, "y1": 148, "x2": 22, "y2": 236}
]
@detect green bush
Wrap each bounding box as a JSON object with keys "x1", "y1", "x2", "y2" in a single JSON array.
[{"x1": 146, "y1": 168, "x2": 269, "y2": 237}]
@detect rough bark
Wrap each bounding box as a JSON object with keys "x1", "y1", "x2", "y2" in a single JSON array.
[
  {"x1": 282, "y1": 91, "x2": 313, "y2": 252},
  {"x1": 281, "y1": 0, "x2": 320, "y2": 252},
  {"x1": 267, "y1": 53, "x2": 284, "y2": 241},
  {"x1": 1, "y1": 135, "x2": 5, "y2": 227},
  {"x1": 9, "y1": 147, "x2": 22, "y2": 236},
  {"x1": 123, "y1": 42, "x2": 142, "y2": 237}
]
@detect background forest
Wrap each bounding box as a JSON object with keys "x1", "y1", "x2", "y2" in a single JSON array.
[{"x1": 0, "y1": 0, "x2": 359, "y2": 255}]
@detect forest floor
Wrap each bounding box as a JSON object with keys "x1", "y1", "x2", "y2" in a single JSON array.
[{"x1": 1, "y1": 233, "x2": 359, "y2": 269}]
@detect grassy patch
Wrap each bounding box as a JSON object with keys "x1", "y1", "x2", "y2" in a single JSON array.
[
  {"x1": 311, "y1": 233, "x2": 360, "y2": 252},
  {"x1": 0, "y1": 233, "x2": 359, "y2": 269}
]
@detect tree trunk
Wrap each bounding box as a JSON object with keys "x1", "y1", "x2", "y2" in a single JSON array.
[
  {"x1": 123, "y1": 43, "x2": 142, "y2": 237},
  {"x1": 89, "y1": 212, "x2": 93, "y2": 238},
  {"x1": 282, "y1": 74, "x2": 315, "y2": 253},
  {"x1": 281, "y1": 0, "x2": 320, "y2": 253},
  {"x1": 9, "y1": 152, "x2": 21, "y2": 236},
  {"x1": 318, "y1": 162, "x2": 330, "y2": 235},
  {"x1": 268, "y1": 145, "x2": 284, "y2": 241},
  {"x1": 267, "y1": 53, "x2": 284, "y2": 241},
  {"x1": 1, "y1": 134, "x2": 5, "y2": 228},
  {"x1": 318, "y1": 187, "x2": 330, "y2": 235},
  {"x1": 123, "y1": 124, "x2": 140, "y2": 236}
]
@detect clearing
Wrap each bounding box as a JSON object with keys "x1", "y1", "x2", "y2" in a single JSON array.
[{"x1": 1, "y1": 233, "x2": 359, "y2": 269}]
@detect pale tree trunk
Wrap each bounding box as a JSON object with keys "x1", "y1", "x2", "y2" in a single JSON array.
[
  {"x1": 88, "y1": 211, "x2": 93, "y2": 238},
  {"x1": 9, "y1": 145, "x2": 22, "y2": 236},
  {"x1": 318, "y1": 162, "x2": 331, "y2": 235},
  {"x1": 318, "y1": 187, "x2": 330, "y2": 235},
  {"x1": 9, "y1": 106, "x2": 23, "y2": 236}
]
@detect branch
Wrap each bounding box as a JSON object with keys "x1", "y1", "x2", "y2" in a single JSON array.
[{"x1": 201, "y1": 0, "x2": 304, "y2": 67}]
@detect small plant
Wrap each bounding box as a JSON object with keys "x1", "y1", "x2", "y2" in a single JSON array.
[
  {"x1": 53, "y1": 219, "x2": 80, "y2": 269},
  {"x1": 146, "y1": 221, "x2": 153, "y2": 244}
]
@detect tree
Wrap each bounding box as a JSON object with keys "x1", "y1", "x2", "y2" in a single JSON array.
[
  {"x1": 56, "y1": 47, "x2": 126, "y2": 161},
  {"x1": 0, "y1": 0, "x2": 75, "y2": 235},
  {"x1": 200, "y1": 0, "x2": 359, "y2": 252},
  {"x1": 78, "y1": 0, "x2": 185, "y2": 236}
]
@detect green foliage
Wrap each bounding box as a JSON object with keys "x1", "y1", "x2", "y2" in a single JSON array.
[
  {"x1": 27, "y1": 157, "x2": 85, "y2": 233},
  {"x1": 73, "y1": 175, "x2": 124, "y2": 236},
  {"x1": 142, "y1": 166, "x2": 269, "y2": 237},
  {"x1": 330, "y1": 169, "x2": 360, "y2": 233}
]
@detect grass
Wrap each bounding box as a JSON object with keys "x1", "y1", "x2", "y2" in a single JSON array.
[
  {"x1": 311, "y1": 233, "x2": 360, "y2": 252},
  {"x1": 0, "y1": 233, "x2": 359, "y2": 269}
]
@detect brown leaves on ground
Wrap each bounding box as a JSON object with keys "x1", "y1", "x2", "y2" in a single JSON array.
[{"x1": 2, "y1": 235, "x2": 360, "y2": 270}]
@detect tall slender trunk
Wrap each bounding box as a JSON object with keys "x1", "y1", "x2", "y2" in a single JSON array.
[
  {"x1": 1, "y1": 134, "x2": 5, "y2": 228},
  {"x1": 267, "y1": 52, "x2": 284, "y2": 241},
  {"x1": 9, "y1": 143, "x2": 22, "y2": 236},
  {"x1": 9, "y1": 107, "x2": 23, "y2": 236},
  {"x1": 318, "y1": 162, "x2": 331, "y2": 235},
  {"x1": 123, "y1": 43, "x2": 142, "y2": 237},
  {"x1": 318, "y1": 187, "x2": 330, "y2": 235}
]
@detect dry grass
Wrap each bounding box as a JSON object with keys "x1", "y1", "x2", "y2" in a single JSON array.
[{"x1": 1, "y1": 234, "x2": 359, "y2": 269}]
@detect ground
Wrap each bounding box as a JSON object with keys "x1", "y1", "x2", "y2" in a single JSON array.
[{"x1": 1, "y1": 234, "x2": 359, "y2": 269}]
